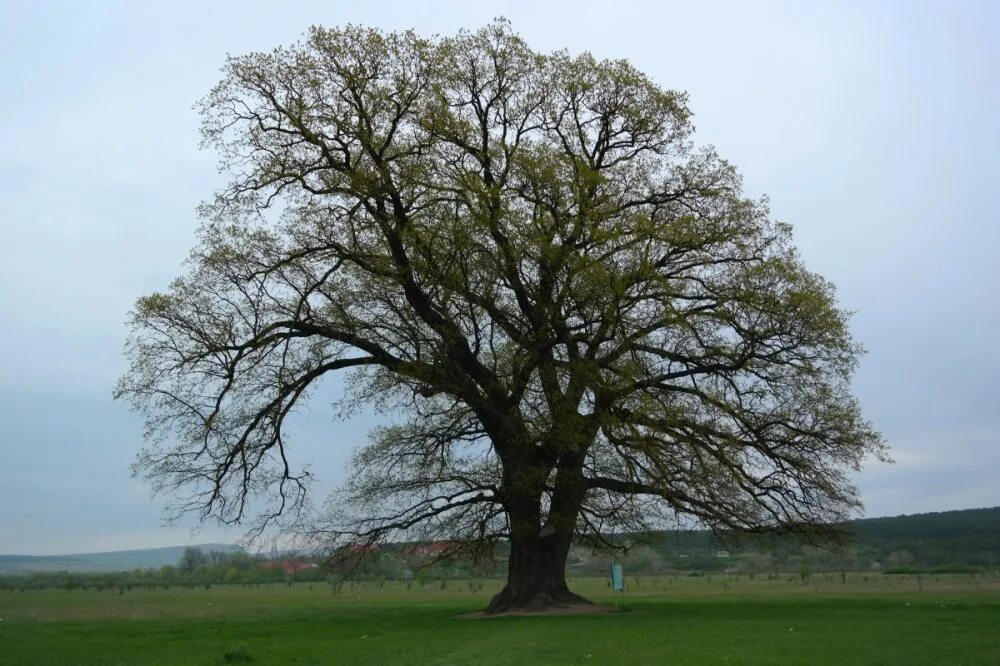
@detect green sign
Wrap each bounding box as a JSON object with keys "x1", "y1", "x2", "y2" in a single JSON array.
[{"x1": 610, "y1": 562, "x2": 624, "y2": 591}]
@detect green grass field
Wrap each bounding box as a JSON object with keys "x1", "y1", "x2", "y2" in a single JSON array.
[{"x1": 2, "y1": 573, "x2": 999, "y2": 664}]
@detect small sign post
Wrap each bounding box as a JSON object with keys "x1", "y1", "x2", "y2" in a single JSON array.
[{"x1": 610, "y1": 562, "x2": 625, "y2": 611}]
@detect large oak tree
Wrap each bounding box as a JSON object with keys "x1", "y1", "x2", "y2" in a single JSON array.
[{"x1": 116, "y1": 21, "x2": 886, "y2": 613}]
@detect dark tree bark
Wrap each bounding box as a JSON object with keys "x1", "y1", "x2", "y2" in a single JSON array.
[
  {"x1": 485, "y1": 440, "x2": 594, "y2": 613},
  {"x1": 487, "y1": 530, "x2": 589, "y2": 613}
]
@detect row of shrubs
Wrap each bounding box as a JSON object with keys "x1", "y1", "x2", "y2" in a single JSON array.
[{"x1": 883, "y1": 564, "x2": 984, "y2": 575}]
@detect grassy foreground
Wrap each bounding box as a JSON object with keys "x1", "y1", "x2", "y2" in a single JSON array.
[{"x1": 1, "y1": 574, "x2": 999, "y2": 664}]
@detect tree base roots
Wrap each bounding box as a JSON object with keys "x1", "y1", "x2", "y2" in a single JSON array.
[{"x1": 484, "y1": 584, "x2": 595, "y2": 615}]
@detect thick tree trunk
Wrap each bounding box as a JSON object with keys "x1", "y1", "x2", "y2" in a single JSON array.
[
  {"x1": 484, "y1": 422, "x2": 594, "y2": 614},
  {"x1": 485, "y1": 462, "x2": 592, "y2": 613},
  {"x1": 485, "y1": 530, "x2": 592, "y2": 614}
]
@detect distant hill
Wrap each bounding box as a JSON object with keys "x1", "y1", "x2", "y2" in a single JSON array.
[
  {"x1": 0, "y1": 543, "x2": 238, "y2": 574},
  {"x1": 631, "y1": 506, "x2": 1000, "y2": 571},
  {"x1": 847, "y1": 506, "x2": 1000, "y2": 568}
]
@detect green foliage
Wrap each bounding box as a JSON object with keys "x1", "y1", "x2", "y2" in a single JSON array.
[{"x1": 114, "y1": 20, "x2": 885, "y2": 576}]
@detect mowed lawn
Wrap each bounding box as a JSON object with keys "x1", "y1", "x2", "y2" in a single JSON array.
[{"x1": 2, "y1": 575, "x2": 999, "y2": 665}]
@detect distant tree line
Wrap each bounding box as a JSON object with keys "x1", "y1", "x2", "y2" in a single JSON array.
[
  {"x1": 0, "y1": 548, "x2": 293, "y2": 592},
  {"x1": 0, "y1": 546, "x2": 501, "y2": 592},
  {"x1": 3, "y1": 508, "x2": 997, "y2": 591}
]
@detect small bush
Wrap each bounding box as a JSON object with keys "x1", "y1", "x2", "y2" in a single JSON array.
[{"x1": 222, "y1": 645, "x2": 254, "y2": 663}]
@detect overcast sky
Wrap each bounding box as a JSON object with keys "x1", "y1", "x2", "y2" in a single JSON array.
[{"x1": 1, "y1": 0, "x2": 997, "y2": 555}]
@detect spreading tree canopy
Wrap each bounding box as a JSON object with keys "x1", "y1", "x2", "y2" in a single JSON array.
[{"x1": 116, "y1": 20, "x2": 886, "y2": 612}]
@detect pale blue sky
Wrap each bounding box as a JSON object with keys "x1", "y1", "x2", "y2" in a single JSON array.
[{"x1": 1, "y1": 1, "x2": 997, "y2": 554}]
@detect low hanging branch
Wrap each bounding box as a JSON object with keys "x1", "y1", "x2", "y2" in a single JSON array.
[{"x1": 116, "y1": 19, "x2": 887, "y2": 613}]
